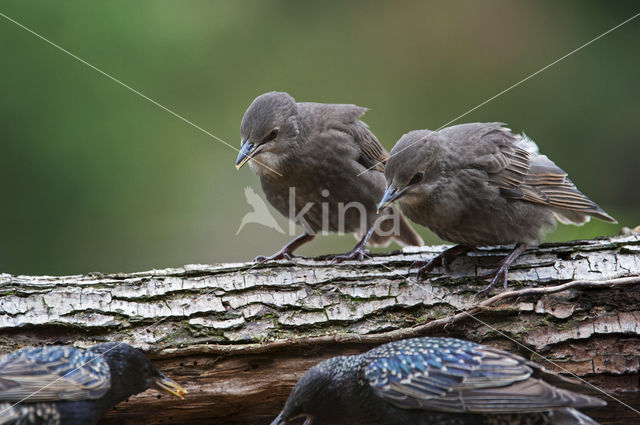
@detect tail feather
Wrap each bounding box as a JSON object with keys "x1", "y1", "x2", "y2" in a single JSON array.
[
  {"x1": 552, "y1": 209, "x2": 591, "y2": 225},
  {"x1": 508, "y1": 134, "x2": 618, "y2": 225},
  {"x1": 552, "y1": 207, "x2": 617, "y2": 225}
]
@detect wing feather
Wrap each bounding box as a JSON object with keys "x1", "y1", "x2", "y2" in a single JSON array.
[
  {"x1": 0, "y1": 346, "x2": 110, "y2": 402},
  {"x1": 363, "y1": 338, "x2": 605, "y2": 414},
  {"x1": 319, "y1": 104, "x2": 388, "y2": 172},
  {"x1": 350, "y1": 121, "x2": 388, "y2": 172},
  {"x1": 464, "y1": 125, "x2": 616, "y2": 224}
]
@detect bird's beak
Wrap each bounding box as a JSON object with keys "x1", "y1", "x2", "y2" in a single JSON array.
[
  {"x1": 152, "y1": 373, "x2": 187, "y2": 399},
  {"x1": 236, "y1": 139, "x2": 262, "y2": 169},
  {"x1": 377, "y1": 185, "x2": 405, "y2": 213}
]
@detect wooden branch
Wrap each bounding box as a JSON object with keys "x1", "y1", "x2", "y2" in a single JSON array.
[{"x1": 1, "y1": 234, "x2": 639, "y2": 425}]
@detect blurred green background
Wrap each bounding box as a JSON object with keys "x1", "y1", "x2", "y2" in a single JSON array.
[{"x1": 0, "y1": 1, "x2": 637, "y2": 275}]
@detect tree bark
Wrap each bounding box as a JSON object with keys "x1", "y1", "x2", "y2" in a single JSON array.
[{"x1": 1, "y1": 234, "x2": 639, "y2": 425}]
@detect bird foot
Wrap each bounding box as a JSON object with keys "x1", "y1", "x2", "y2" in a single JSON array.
[
  {"x1": 254, "y1": 251, "x2": 304, "y2": 263},
  {"x1": 475, "y1": 265, "x2": 510, "y2": 297},
  {"x1": 329, "y1": 247, "x2": 370, "y2": 263},
  {"x1": 410, "y1": 245, "x2": 472, "y2": 282},
  {"x1": 411, "y1": 258, "x2": 442, "y2": 282},
  {"x1": 474, "y1": 243, "x2": 527, "y2": 296}
]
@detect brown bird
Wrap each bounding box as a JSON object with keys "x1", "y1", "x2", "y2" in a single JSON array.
[
  {"x1": 378, "y1": 123, "x2": 617, "y2": 293},
  {"x1": 236, "y1": 91, "x2": 422, "y2": 262}
]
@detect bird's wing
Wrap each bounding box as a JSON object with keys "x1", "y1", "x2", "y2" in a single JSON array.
[
  {"x1": 0, "y1": 346, "x2": 111, "y2": 401},
  {"x1": 318, "y1": 104, "x2": 388, "y2": 172},
  {"x1": 461, "y1": 123, "x2": 616, "y2": 223},
  {"x1": 363, "y1": 338, "x2": 603, "y2": 414},
  {"x1": 349, "y1": 120, "x2": 388, "y2": 172}
]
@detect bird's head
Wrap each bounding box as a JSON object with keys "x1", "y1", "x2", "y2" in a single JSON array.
[
  {"x1": 378, "y1": 130, "x2": 439, "y2": 212},
  {"x1": 237, "y1": 91, "x2": 300, "y2": 176},
  {"x1": 90, "y1": 343, "x2": 186, "y2": 402},
  {"x1": 271, "y1": 357, "x2": 349, "y2": 425}
]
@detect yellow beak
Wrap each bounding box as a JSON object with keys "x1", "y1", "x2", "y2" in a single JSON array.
[{"x1": 153, "y1": 373, "x2": 187, "y2": 399}]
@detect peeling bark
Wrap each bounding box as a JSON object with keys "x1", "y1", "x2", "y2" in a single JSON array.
[{"x1": 1, "y1": 234, "x2": 639, "y2": 425}]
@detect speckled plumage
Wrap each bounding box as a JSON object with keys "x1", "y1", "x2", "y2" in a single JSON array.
[
  {"x1": 380, "y1": 123, "x2": 616, "y2": 290},
  {"x1": 236, "y1": 92, "x2": 422, "y2": 261},
  {"x1": 271, "y1": 337, "x2": 604, "y2": 425},
  {"x1": 0, "y1": 343, "x2": 185, "y2": 425}
]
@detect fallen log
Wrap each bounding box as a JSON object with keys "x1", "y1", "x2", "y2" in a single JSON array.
[{"x1": 0, "y1": 233, "x2": 639, "y2": 424}]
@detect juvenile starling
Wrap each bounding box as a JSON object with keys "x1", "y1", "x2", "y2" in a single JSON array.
[
  {"x1": 271, "y1": 337, "x2": 605, "y2": 425},
  {"x1": 236, "y1": 91, "x2": 422, "y2": 262},
  {"x1": 0, "y1": 342, "x2": 186, "y2": 425},
  {"x1": 377, "y1": 123, "x2": 616, "y2": 293}
]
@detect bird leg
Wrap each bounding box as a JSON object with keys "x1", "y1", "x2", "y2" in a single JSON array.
[
  {"x1": 476, "y1": 243, "x2": 528, "y2": 296},
  {"x1": 254, "y1": 233, "x2": 315, "y2": 262},
  {"x1": 329, "y1": 227, "x2": 375, "y2": 263},
  {"x1": 411, "y1": 244, "x2": 473, "y2": 282}
]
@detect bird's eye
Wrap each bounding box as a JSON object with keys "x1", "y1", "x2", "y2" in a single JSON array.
[
  {"x1": 409, "y1": 172, "x2": 423, "y2": 185},
  {"x1": 264, "y1": 128, "x2": 279, "y2": 142}
]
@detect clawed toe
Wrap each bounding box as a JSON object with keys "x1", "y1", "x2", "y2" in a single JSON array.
[
  {"x1": 474, "y1": 243, "x2": 526, "y2": 296},
  {"x1": 416, "y1": 264, "x2": 433, "y2": 282},
  {"x1": 409, "y1": 259, "x2": 428, "y2": 270},
  {"x1": 254, "y1": 252, "x2": 303, "y2": 263},
  {"x1": 475, "y1": 267, "x2": 509, "y2": 296},
  {"x1": 330, "y1": 248, "x2": 370, "y2": 263},
  {"x1": 410, "y1": 245, "x2": 473, "y2": 282},
  {"x1": 412, "y1": 257, "x2": 444, "y2": 282}
]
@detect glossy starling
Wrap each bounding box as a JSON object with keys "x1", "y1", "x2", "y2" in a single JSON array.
[
  {"x1": 0, "y1": 342, "x2": 186, "y2": 425},
  {"x1": 271, "y1": 337, "x2": 605, "y2": 425},
  {"x1": 236, "y1": 91, "x2": 423, "y2": 262},
  {"x1": 378, "y1": 123, "x2": 616, "y2": 293}
]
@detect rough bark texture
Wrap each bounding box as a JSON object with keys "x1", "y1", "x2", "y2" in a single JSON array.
[{"x1": 1, "y1": 234, "x2": 640, "y2": 425}]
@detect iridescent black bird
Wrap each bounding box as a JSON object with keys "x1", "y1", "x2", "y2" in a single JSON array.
[
  {"x1": 378, "y1": 123, "x2": 617, "y2": 293},
  {"x1": 0, "y1": 343, "x2": 186, "y2": 425},
  {"x1": 272, "y1": 337, "x2": 605, "y2": 425},
  {"x1": 236, "y1": 91, "x2": 422, "y2": 262}
]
